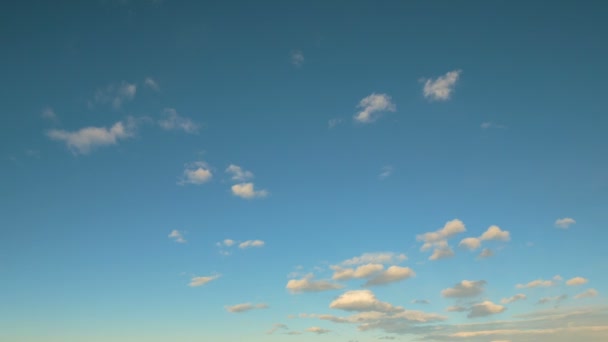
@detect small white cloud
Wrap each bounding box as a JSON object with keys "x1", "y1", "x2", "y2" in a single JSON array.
[
  {"x1": 179, "y1": 161, "x2": 213, "y2": 185},
  {"x1": 291, "y1": 49, "x2": 304, "y2": 67},
  {"x1": 537, "y1": 294, "x2": 567, "y2": 305},
  {"x1": 188, "y1": 274, "x2": 220, "y2": 287},
  {"x1": 501, "y1": 294, "x2": 527, "y2": 304},
  {"x1": 441, "y1": 280, "x2": 486, "y2": 298},
  {"x1": 225, "y1": 303, "x2": 268, "y2": 313},
  {"x1": 353, "y1": 93, "x2": 396, "y2": 123},
  {"x1": 329, "y1": 290, "x2": 401, "y2": 313},
  {"x1": 328, "y1": 118, "x2": 343, "y2": 128},
  {"x1": 480, "y1": 225, "x2": 511, "y2": 241},
  {"x1": 481, "y1": 122, "x2": 507, "y2": 129},
  {"x1": 341, "y1": 252, "x2": 407, "y2": 266},
  {"x1": 459, "y1": 237, "x2": 482, "y2": 251},
  {"x1": 159, "y1": 108, "x2": 199, "y2": 134},
  {"x1": 379, "y1": 166, "x2": 394, "y2": 180},
  {"x1": 47, "y1": 120, "x2": 134, "y2": 155},
  {"x1": 364, "y1": 266, "x2": 415, "y2": 286},
  {"x1": 168, "y1": 229, "x2": 186, "y2": 243},
  {"x1": 574, "y1": 288, "x2": 598, "y2": 299},
  {"x1": 422, "y1": 70, "x2": 461, "y2": 101},
  {"x1": 220, "y1": 239, "x2": 235, "y2": 247},
  {"x1": 231, "y1": 182, "x2": 268, "y2": 199},
  {"x1": 555, "y1": 217, "x2": 576, "y2": 229},
  {"x1": 478, "y1": 248, "x2": 494, "y2": 259},
  {"x1": 306, "y1": 326, "x2": 330, "y2": 334},
  {"x1": 239, "y1": 240, "x2": 265, "y2": 249},
  {"x1": 225, "y1": 164, "x2": 254, "y2": 182},
  {"x1": 516, "y1": 277, "x2": 560, "y2": 289},
  {"x1": 93, "y1": 81, "x2": 137, "y2": 109},
  {"x1": 286, "y1": 274, "x2": 343, "y2": 293},
  {"x1": 468, "y1": 301, "x2": 506, "y2": 318},
  {"x1": 566, "y1": 277, "x2": 589, "y2": 286},
  {"x1": 144, "y1": 77, "x2": 160, "y2": 91},
  {"x1": 41, "y1": 107, "x2": 57, "y2": 121}
]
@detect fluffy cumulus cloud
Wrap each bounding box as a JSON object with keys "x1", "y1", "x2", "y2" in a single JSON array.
[
  {"x1": 158, "y1": 108, "x2": 199, "y2": 134},
  {"x1": 353, "y1": 93, "x2": 396, "y2": 123},
  {"x1": 468, "y1": 301, "x2": 507, "y2": 318},
  {"x1": 566, "y1": 277, "x2": 589, "y2": 286},
  {"x1": 231, "y1": 182, "x2": 268, "y2": 199},
  {"x1": 290, "y1": 49, "x2": 304, "y2": 67},
  {"x1": 555, "y1": 217, "x2": 576, "y2": 229},
  {"x1": 575, "y1": 289, "x2": 598, "y2": 299},
  {"x1": 501, "y1": 294, "x2": 527, "y2": 304},
  {"x1": 331, "y1": 263, "x2": 384, "y2": 281},
  {"x1": 516, "y1": 275, "x2": 561, "y2": 289},
  {"x1": 459, "y1": 237, "x2": 482, "y2": 251},
  {"x1": 306, "y1": 326, "x2": 330, "y2": 334},
  {"x1": 225, "y1": 303, "x2": 268, "y2": 313},
  {"x1": 188, "y1": 274, "x2": 220, "y2": 287},
  {"x1": 168, "y1": 229, "x2": 186, "y2": 243},
  {"x1": 329, "y1": 290, "x2": 401, "y2": 313},
  {"x1": 417, "y1": 219, "x2": 466, "y2": 260},
  {"x1": 341, "y1": 252, "x2": 407, "y2": 266},
  {"x1": 179, "y1": 161, "x2": 213, "y2": 185},
  {"x1": 441, "y1": 280, "x2": 486, "y2": 298},
  {"x1": 423, "y1": 70, "x2": 461, "y2": 101},
  {"x1": 286, "y1": 274, "x2": 343, "y2": 293},
  {"x1": 225, "y1": 164, "x2": 254, "y2": 182},
  {"x1": 93, "y1": 81, "x2": 137, "y2": 109},
  {"x1": 459, "y1": 225, "x2": 510, "y2": 252},
  {"x1": 364, "y1": 266, "x2": 415, "y2": 287},
  {"x1": 47, "y1": 120, "x2": 135, "y2": 155},
  {"x1": 238, "y1": 240, "x2": 265, "y2": 249}
]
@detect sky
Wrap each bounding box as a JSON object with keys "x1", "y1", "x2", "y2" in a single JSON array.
[{"x1": 1, "y1": 0, "x2": 608, "y2": 341}]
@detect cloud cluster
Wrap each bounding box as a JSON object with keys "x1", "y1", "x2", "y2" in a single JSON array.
[
  {"x1": 179, "y1": 161, "x2": 213, "y2": 185},
  {"x1": 354, "y1": 93, "x2": 396, "y2": 123},
  {"x1": 168, "y1": 230, "x2": 186, "y2": 243},
  {"x1": 47, "y1": 120, "x2": 135, "y2": 155},
  {"x1": 441, "y1": 280, "x2": 486, "y2": 298},
  {"x1": 286, "y1": 274, "x2": 343, "y2": 293},
  {"x1": 159, "y1": 108, "x2": 199, "y2": 134},
  {"x1": 423, "y1": 70, "x2": 461, "y2": 101},
  {"x1": 417, "y1": 219, "x2": 466, "y2": 260},
  {"x1": 225, "y1": 165, "x2": 268, "y2": 199},
  {"x1": 93, "y1": 81, "x2": 137, "y2": 109},
  {"x1": 459, "y1": 225, "x2": 510, "y2": 258}
]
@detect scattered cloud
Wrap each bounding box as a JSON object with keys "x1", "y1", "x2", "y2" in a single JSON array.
[
  {"x1": 460, "y1": 225, "x2": 510, "y2": 253},
  {"x1": 188, "y1": 274, "x2": 220, "y2": 287},
  {"x1": 168, "y1": 230, "x2": 186, "y2": 243},
  {"x1": 291, "y1": 50, "x2": 304, "y2": 67},
  {"x1": 225, "y1": 303, "x2": 268, "y2": 313},
  {"x1": 144, "y1": 77, "x2": 160, "y2": 91},
  {"x1": 329, "y1": 290, "x2": 401, "y2": 313},
  {"x1": 266, "y1": 323, "x2": 288, "y2": 335},
  {"x1": 332, "y1": 263, "x2": 384, "y2": 281},
  {"x1": 286, "y1": 274, "x2": 343, "y2": 293},
  {"x1": 446, "y1": 305, "x2": 468, "y2": 312},
  {"x1": 328, "y1": 118, "x2": 343, "y2": 128},
  {"x1": 231, "y1": 182, "x2": 268, "y2": 199},
  {"x1": 353, "y1": 93, "x2": 396, "y2": 123},
  {"x1": 555, "y1": 217, "x2": 576, "y2": 229},
  {"x1": 478, "y1": 248, "x2": 494, "y2": 259},
  {"x1": 93, "y1": 81, "x2": 137, "y2": 109},
  {"x1": 417, "y1": 219, "x2": 466, "y2": 261},
  {"x1": 459, "y1": 237, "x2": 481, "y2": 251},
  {"x1": 178, "y1": 161, "x2": 213, "y2": 185},
  {"x1": 41, "y1": 107, "x2": 57, "y2": 121},
  {"x1": 566, "y1": 277, "x2": 589, "y2": 286},
  {"x1": 47, "y1": 120, "x2": 135, "y2": 155},
  {"x1": 218, "y1": 239, "x2": 236, "y2": 247},
  {"x1": 501, "y1": 294, "x2": 527, "y2": 304},
  {"x1": 379, "y1": 166, "x2": 394, "y2": 179},
  {"x1": 441, "y1": 280, "x2": 486, "y2": 298},
  {"x1": 239, "y1": 240, "x2": 265, "y2": 249},
  {"x1": 306, "y1": 326, "x2": 330, "y2": 334},
  {"x1": 575, "y1": 289, "x2": 598, "y2": 299},
  {"x1": 516, "y1": 276, "x2": 561, "y2": 289},
  {"x1": 158, "y1": 108, "x2": 199, "y2": 134},
  {"x1": 468, "y1": 301, "x2": 507, "y2": 318},
  {"x1": 364, "y1": 266, "x2": 415, "y2": 287},
  {"x1": 537, "y1": 294, "x2": 568, "y2": 305},
  {"x1": 225, "y1": 164, "x2": 254, "y2": 182},
  {"x1": 422, "y1": 70, "x2": 461, "y2": 101},
  {"x1": 341, "y1": 252, "x2": 407, "y2": 266},
  {"x1": 412, "y1": 299, "x2": 430, "y2": 305}
]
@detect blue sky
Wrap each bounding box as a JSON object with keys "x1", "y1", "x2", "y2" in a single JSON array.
[{"x1": 1, "y1": 0, "x2": 608, "y2": 341}]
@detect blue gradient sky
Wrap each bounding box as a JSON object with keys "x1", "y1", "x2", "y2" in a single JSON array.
[{"x1": 1, "y1": 1, "x2": 607, "y2": 341}]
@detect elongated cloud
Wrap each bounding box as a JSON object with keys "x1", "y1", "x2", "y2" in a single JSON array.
[
  {"x1": 329, "y1": 290, "x2": 401, "y2": 313},
  {"x1": 364, "y1": 266, "x2": 415, "y2": 287},
  {"x1": 341, "y1": 252, "x2": 407, "y2": 266},
  {"x1": 537, "y1": 294, "x2": 567, "y2": 305},
  {"x1": 468, "y1": 301, "x2": 507, "y2": 318},
  {"x1": 47, "y1": 120, "x2": 134, "y2": 155},
  {"x1": 354, "y1": 93, "x2": 396, "y2": 123},
  {"x1": 168, "y1": 230, "x2": 186, "y2": 243},
  {"x1": 306, "y1": 326, "x2": 330, "y2": 334},
  {"x1": 501, "y1": 294, "x2": 527, "y2": 304},
  {"x1": 179, "y1": 161, "x2": 213, "y2": 185},
  {"x1": 566, "y1": 277, "x2": 589, "y2": 286},
  {"x1": 286, "y1": 274, "x2": 343, "y2": 293},
  {"x1": 188, "y1": 274, "x2": 220, "y2": 287},
  {"x1": 225, "y1": 303, "x2": 268, "y2": 313},
  {"x1": 441, "y1": 280, "x2": 486, "y2": 298},
  {"x1": 516, "y1": 276, "x2": 561, "y2": 289},
  {"x1": 575, "y1": 289, "x2": 598, "y2": 299},
  {"x1": 239, "y1": 240, "x2": 265, "y2": 249},
  {"x1": 423, "y1": 70, "x2": 461, "y2": 101},
  {"x1": 231, "y1": 182, "x2": 268, "y2": 199},
  {"x1": 555, "y1": 217, "x2": 576, "y2": 229},
  {"x1": 332, "y1": 263, "x2": 384, "y2": 281}
]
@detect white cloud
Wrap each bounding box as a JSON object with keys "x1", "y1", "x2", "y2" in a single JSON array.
[
  {"x1": 379, "y1": 166, "x2": 394, "y2": 179},
  {"x1": 480, "y1": 225, "x2": 511, "y2": 241},
  {"x1": 364, "y1": 266, "x2": 415, "y2": 287},
  {"x1": 575, "y1": 289, "x2": 598, "y2": 299},
  {"x1": 331, "y1": 263, "x2": 384, "y2": 281},
  {"x1": 144, "y1": 77, "x2": 160, "y2": 91},
  {"x1": 555, "y1": 217, "x2": 576, "y2": 229},
  {"x1": 441, "y1": 280, "x2": 486, "y2": 298},
  {"x1": 516, "y1": 276, "x2": 560, "y2": 289},
  {"x1": 329, "y1": 290, "x2": 401, "y2": 313},
  {"x1": 481, "y1": 122, "x2": 507, "y2": 129},
  {"x1": 501, "y1": 294, "x2": 527, "y2": 304},
  {"x1": 423, "y1": 70, "x2": 461, "y2": 101},
  {"x1": 41, "y1": 107, "x2": 57, "y2": 121},
  {"x1": 93, "y1": 81, "x2": 137, "y2": 109},
  {"x1": 188, "y1": 274, "x2": 220, "y2": 287},
  {"x1": 291, "y1": 50, "x2": 304, "y2": 67},
  {"x1": 566, "y1": 277, "x2": 589, "y2": 286},
  {"x1": 341, "y1": 252, "x2": 407, "y2": 266},
  {"x1": 306, "y1": 326, "x2": 330, "y2": 334},
  {"x1": 168, "y1": 229, "x2": 186, "y2": 243},
  {"x1": 225, "y1": 303, "x2": 268, "y2": 313},
  {"x1": 47, "y1": 120, "x2": 134, "y2": 155},
  {"x1": 225, "y1": 164, "x2": 254, "y2": 182},
  {"x1": 159, "y1": 108, "x2": 199, "y2": 134},
  {"x1": 468, "y1": 301, "x2": 507, "y2": 318},
  {"x1": 220, "y1": 239, "x2": 235, "y2": 247},
  {"x1": 286, "y1": 274, "x2": 343, "y2": 293},
  {"x1": 328, "y1": 118, "x2": 343, "y2": 128},
  {"x1": 179, "y1": 161, "x2": 213, "y2": 185},
  {"x1": 239, "y1": 240, "x2": 265, "y2": 249},
  {"x1": 459, "y1": 237, "x2": 481, "y2": 251},
  {"x1": 353, "y1": 93, "x2": 396, "y2": 123},
  {"x1": 537, "y1": 294, "x2": 567, "y2": 305},
  {"x1": 417, "y1": 219, "x2": 466, "y2": 260},
  {"x1": 478, "y1": 248, "x2": 494, "y2": 259},
  {"x1": 429, "y1": 244, "x2": 455, "y2": 260},
  {"x1": 231, "y1": 182, "x2": 268, "y2": 199}
]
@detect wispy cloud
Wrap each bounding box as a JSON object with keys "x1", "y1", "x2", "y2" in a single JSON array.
[
  {"x1": 555, "y1": 217, "x2": 576, "y2": 229},
  {"x1": 159, "y1": 108, "x2": 199, "y2": 134},
  {"x1": 306, "y1": 326, "x2": 330, "y2": 334},
  {"x1": 575, "y1": 289, "x2": 598, "y2": 299},
  {"x1": 144, "y1": 77, "x2": 160, "y2": 91},
  {"x1": 93, "y1": 81, "x2": 137, "y2": 109},
  {"x1": 266, "y1": 323, "x2": 288, "y2": 335},
  {"x1": 225, "y1": 164, "x2": 254, "y2": 182},
  {"x1": 516, "y1": 275, "x2": 562, "y2": 289},
  {"x1": 341, "y1": 252, "x2": 407, "y2": 266},
  {"x1": 47, "y1": 120, "x2": 135, "y2": 155},
  {"x1": 239, "y1": 240, "x2": 265, "y2": 249},
  {"x1": 290, "y1": 49, "x2": 304, "y2": 67},
  {"x1": 328, "y1": 118, "x2": 343, "y2": 128},
  {"x1": 41, "y1": 107, "x2": 57, "y2": 121},
  {"x1": 188, "y1": 274, "x2": 220, "y2": 287},
  {"x1": 225, "y1": 303, "x2": 268, "y2": 313},
  {"x1": 168, "y1": 230, "x2": 186, "y2": 243},
  {"x1": 537, "y1": 294, "x2": 568, "y2": 306},
  {"x1": 353, "y1": 93, "x2": 396, "y2": 123},
  {"x1": 481, "y1": 122, "x2": 507, "y2": 129},
  {"x1": 379, "y1": 165, "x2": 394, "y2": 179},
  {"x1": 178, "y1": 161, "x2": 213, "y2": 185},
  {"x1": 501, "y1": 294, "x2": 527, "y2": 304},
  {"x1": 422, "y1": 70, "x2": 462, "y2": 101}
]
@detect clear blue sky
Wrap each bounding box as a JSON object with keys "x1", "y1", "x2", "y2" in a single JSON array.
[{"x1": 1, "y1": 1, "x2": 607, "y2": 341}]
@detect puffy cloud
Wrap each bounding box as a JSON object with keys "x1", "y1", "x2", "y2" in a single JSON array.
[
  {"x1": 537, "y1": 294, "x2": 568, "y2": 305},
  {"x1": 144, "y1": 77, "x2": 160, "y2": 91},
  {"x1": 501, "y1": 294, "x2": 527, "y2": 304},
  {"x1": 306, "y1": 326, "x2": 330, "y2": 334},
  {"x1": 555, "y1": 217, "x2": 576, "y2": 229},
  {"x1": 429, "y1": 245, "x2": 455, "y2": 260},
  {"x1": 364, "y1": 266, "x2": 415, "y2": 287},
  {"x1": 478, "y1": 248, "x2": 494, "y2": 259},
  {"x1": 459, "y1": 237, "x2": 481, "y2": 251},
  {"x1": 575, "y1": 289, "x2": 598, "y2": 299},
  {"x1": 290, "y1": 49, "x2": 304, "y2": 67},
  {"x1": 516, "y1": 276, "x2": 560, "y2": 289},
  {"x1": 225, "y1": 164, "x2": 254, "y2": 182},
  {"x1": 231, "y1": 182, "x2": 268, "y2": 199},
  {"x1": 179, "y1": 161, "x2": 213, "y2": 185},
  {"x1": 93, "y1": 81, "x2": 137, "y2": 109},
  {"x1": 468, "y1": 301, "x2": 507, "y2": 318},
  {"x1": 329, "y1": 290, "x2": 401, "y2": 313},
  {"x1": 266, "y1": 323, "x2": 288, "y2": 335},
  {"x1": 341, "y1": 252, "x2": 407, "y2": 266},
  {"x1": 286, "y1": 274, "x2": 343, "y2": 293},
  {"x1": 480, "y1": 225, "x2": 511, "y2": 241},
  {"x1": 353, "y1": 93, "x2": 396, "y2": 123},
  {"x1": 225, "y1": 303, "x2": 268, "y2": 313},
  {"x1": 423, "y1": 70, "x2": 461, "y2": 101},
  {"x1": 566, "y1": 277, "x2": 589, "y2": 286},
  {"x1": 417, "y1": 219, "x2": 466, "y2": 261},
  {"x1": 239, "y1": 240, "x2": 265, "y2": 249},
  {"x1": 332, "y1": 263, "x2": 384, "y2": 281},
  {"x1": 188, "y1": 274, "x2": 220, "y2": 287},
  {"x1": 168, "y1": 230, "x2": 186, "y2": 243},
  {"x1": 441, "y1": 280, "x2": 486, "y2": 298},
  {"x1": 47, "y1": 120, "x2": 135, "y2": 155},
  {"x1": 158, "y1": 108, "x2": 199, "y2": 134}
]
